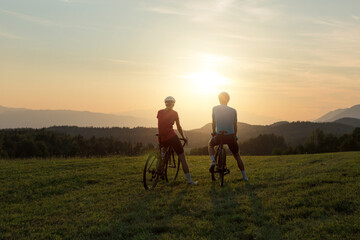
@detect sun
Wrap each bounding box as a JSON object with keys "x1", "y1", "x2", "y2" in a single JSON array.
[{"x1": 187, "y1": 71, "x2": 229, "y2": 93}]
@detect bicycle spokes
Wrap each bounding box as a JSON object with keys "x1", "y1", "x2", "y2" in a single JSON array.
[
  {"x1": 168, "y1": 157, "x2": 176, "y2": 168},
  {"x1": 143, "y1": 153, "x2": 161, "y2": 190},
  {"x1": 165, "y1": 150, "x2": 180, "y2": 182}
]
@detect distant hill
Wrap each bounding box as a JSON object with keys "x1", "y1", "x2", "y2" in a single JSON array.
[
  {"x1": 47, "y1": 120, "x2": 356, "y2": 148},
  {"x1": 269, "y1": 121, "x2": 290, "y2": 127},
  {"x1": 2, "y1": 104, "x2": 360, "y2": 147},
  {"x1": 187, "y1": 121, "x2": 355, "y2": 147},
  {"x1": 334, "y1": 118, "x2": 360, "y2": 128},
  {"x1": 0, "y1": 106, "x2": 26, "y2": 113},
  {"x1": 0, "y1": 106, "x2": 154, "y2": 128},
  {"x1": 316, "y1": 104, "x2": 360, "y2": 122}
]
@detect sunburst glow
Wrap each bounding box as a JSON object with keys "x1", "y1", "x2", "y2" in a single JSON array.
[{"x1": 187, "y1": 71, "x2": 229, "y2": 93}]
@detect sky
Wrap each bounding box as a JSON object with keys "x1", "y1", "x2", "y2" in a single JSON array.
[{"x1": 1, "y1": 0, "x2": 360, "y2": 129}]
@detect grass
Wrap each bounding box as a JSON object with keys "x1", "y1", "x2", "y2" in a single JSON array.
[{"x1": 1, "y1": 152, "x2": 360, "y2": 239}]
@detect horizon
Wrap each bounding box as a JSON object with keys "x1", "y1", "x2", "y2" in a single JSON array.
[
  {"x1": 1, "y1": 0, "x2": 360, "y2": 129},
  {"x1": 1, "y1": 103, "x2": 360, "y2": 130}
]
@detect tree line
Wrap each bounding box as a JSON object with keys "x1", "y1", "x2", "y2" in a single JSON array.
[
  {"x1": 0, "y1": 129, "x2": 155, "y2": 159},
  {"x1": 190, "y1": 128, "x2": 360, "y2": 156},
  {"x1": 1, "y1": 128, "x2": 359, "y2": 159}
]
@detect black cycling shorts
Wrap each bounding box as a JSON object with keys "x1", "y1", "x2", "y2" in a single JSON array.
[
  {"x1": 209, "y1": 134, "x2": 239, "y2": 155},
  {"x1": 161, "y1": 135, "x2": 184, "y2": 155}
]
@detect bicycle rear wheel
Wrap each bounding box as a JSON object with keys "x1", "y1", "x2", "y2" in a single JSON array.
[
  {"x1": 143, "y1": 153, "x2": 161, "y2": 190},
  {"x1": 218, "y1": 148, "x2": 226, "y2": 187},
  {"x1": 165, "y1": 150, "x2": 180, "y2": 182}
]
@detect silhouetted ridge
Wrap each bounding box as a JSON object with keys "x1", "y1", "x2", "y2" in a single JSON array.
[{"x1": 316, "y1": 104, "x2": 360, "y2": 122}]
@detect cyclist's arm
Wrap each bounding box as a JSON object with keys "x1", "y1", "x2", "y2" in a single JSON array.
[
  {"x1": 212, "y1": 120, "x2": 216, "y2": 134},
  {"x1": 175, "y1": 119, "x2": 186, "y2": 139},
  {"x1": 212, "y1": 109, "x2": 216, "y2": 134},
  {"x1": 234, "y1": 110, "x2": 238, "y2": 138},
  {"x1": 234, "y1": 122, "x2": 237, "y2": 137}
]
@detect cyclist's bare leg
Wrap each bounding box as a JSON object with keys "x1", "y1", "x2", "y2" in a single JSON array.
[
  {"x1": 178, "y1": 153, "x2": 197, "y2": 184},
  {"x1": 208, "y1": 138, "x2": 216, "y2": 166},
  {"x1": 233, "y1": 153, "x2": 245, "y2": 171},
  {"x1": 233, "y1": 153, "x2": 248, "y2": 180},
  {"x1": 178, "y1": 153, "x2": 189, "y2": 173},
  {"x1": 208, "y1": 138, "x2": 216, "y2": 156}
]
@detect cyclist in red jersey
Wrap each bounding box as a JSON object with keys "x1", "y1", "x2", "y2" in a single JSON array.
[{"x1": 157, "y1": 96, "x2": 197, "y2": 185}]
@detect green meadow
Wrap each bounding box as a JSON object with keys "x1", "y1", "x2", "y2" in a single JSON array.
[{"x1": 1, "y1": 152, "x2": 359, "y2": 240}]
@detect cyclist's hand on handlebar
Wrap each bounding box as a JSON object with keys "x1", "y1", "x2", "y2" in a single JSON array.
[
  {"x1": 180, "y1": 137, "x2": 188, "y2": 145},
  {"x1": 211, "y1": 132, "x2": 217, "y2": 136}
]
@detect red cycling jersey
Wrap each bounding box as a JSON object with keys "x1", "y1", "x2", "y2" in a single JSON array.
[{"x1": 157, "y1": 109, "x2": 179, "y2": 143}]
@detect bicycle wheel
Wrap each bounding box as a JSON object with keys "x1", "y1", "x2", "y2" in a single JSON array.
[
  {"x1": 143, "y1": 152, "x2": 161, "y2": 190},
  {"x1": 165, "y1": 149, "x2": 180, "y2": 182},
  {"x1": 218, "y1": 148, "x2": 226, "y2": 187}
]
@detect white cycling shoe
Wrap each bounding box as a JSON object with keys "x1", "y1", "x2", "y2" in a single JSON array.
[{"x1": 188, "y1": 180, "x2": 198, "y2": 185}]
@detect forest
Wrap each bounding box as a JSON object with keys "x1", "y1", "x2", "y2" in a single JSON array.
[
  {"x1": 0, "y1": 129, "x2": 154, "y2": 159},
  {"x1": 1, "y1": 128, "x2": 359, "y2": 159},
  {"x1": 190, "y1": 128, "x2": 360, "y2": 156}
]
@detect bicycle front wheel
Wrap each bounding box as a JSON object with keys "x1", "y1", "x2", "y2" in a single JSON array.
[
  {"x1": 165, "y1": 150, "x2": 180, "y2": 182},
  {"x1": 143, "y1": 153, "x2": 161, "y2": 190},
  {"x1": 218, "y1": 148, "x2": 226, "y2": 187}
]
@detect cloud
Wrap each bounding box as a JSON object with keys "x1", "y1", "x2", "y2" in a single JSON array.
[
  {"x1": 103, "y1": 58, "x2": 160, "y2": 68},
  {"x1": 221, "y1": 33, "x2": 282, "y2": 43},
  {"x1": 145, "y1": 7, "x2": 188, "y2": 16},
  {"x1": 310, "y1": 17, "x2": 349, "y2": 28},
  {"x1": 0, "y1": 8, "x2": 99, "y2": 30},
  {"x1": 0, "y1": 9, "x2": 56, "y2": 26},
  {"x1": 242, "y1": 6, "x2": 279, "y2": 21},
  {"x1": 144, "y1": 0, "x2": 236, "y2": 22},
  {"x1": 0, "y1": 29, "x2": 23, "y2": 39}
]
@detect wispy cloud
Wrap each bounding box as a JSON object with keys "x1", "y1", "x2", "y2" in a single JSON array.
[
  {"x1": 145, "y1": 7, "x2": 188, "y2": 16},
  {"x1": 0, "y1": 8, "x2": 95, "y2": 30},
  {"x1": 0, "y1": 29, "x2": 23, "y2": 39},
  {"x1": 311, "y1": 17, "x2": 349, "y2": 27},
  {"x1": 221, "y1": 33, "x2": 281, "y2": 43},
  {"x1": 242, "y1": 6, "x2": 279, "y2": 21},
  {"x1": 0, "y1": 9, "x2": 56, "y2": 26},
  {"x1": 144, "y1": 0, "x2": 236, "y2": 22},
  {"x1": 104, "y1": 58, "x2": 159, "y2": 67}
]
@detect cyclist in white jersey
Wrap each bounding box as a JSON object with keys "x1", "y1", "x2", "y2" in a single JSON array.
[{"x1": 208, "y1": 92, "x2": 248, "y2": 181}]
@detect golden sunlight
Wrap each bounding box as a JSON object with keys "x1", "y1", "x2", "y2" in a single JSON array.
[{"x1": 187, "y1": 71, "x2": 229, "y2": 93}]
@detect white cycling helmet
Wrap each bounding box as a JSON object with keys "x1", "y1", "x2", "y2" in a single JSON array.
[{"x1": 164, "y1": 96, "x2": 176, "y2": 103}]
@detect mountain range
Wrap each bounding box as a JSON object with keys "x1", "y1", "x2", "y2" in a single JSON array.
[
  {"x1": 48, "y1": 118, "x2": 360, "y2": 148},
  {"x1": 0, "y1": 106, "x2": 154, "y2": 128},
  {"x1": 315, "y1": 104, "x2": 360, "y2": 122},
  {"x1": 1, "y1": 104, "x2": 360, "y2": 147}
]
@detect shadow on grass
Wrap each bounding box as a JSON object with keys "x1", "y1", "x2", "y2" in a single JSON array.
[
  {"x1": 208, "y1": 181, "x2": 250, "y2": 239},
  {"x1": 245, "y1": 182, "x2": 282, "y2": 240},
  {"x1": 84, "y1": 179, "x2": 191, "y2": 239},
  {"x1": 206, "y1": 175, "x2": 283, "y2": 240}
]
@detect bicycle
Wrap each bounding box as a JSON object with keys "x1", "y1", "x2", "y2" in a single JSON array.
[
  {"x1": 210, "y1": 131, "x2": 230, "y2": 187},
  {"x1": 143, "y1": 135, "x2": 187, "y2": 190}
]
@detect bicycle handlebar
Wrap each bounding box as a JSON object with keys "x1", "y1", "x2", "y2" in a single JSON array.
[
  {"x1": 179, "y1": 138, "x2": 188, "y2": 147},
  {"x1": 156, "y1": 134, "x2": 188, "y2": 146}
]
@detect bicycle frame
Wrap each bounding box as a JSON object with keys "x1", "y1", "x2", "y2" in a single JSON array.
[
  {"x1": 143, "y1": 135, "x2": 186, "y2": 190},
  {"x1": 211, "y1": 131, "x2": 230, "y2": 186}
]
